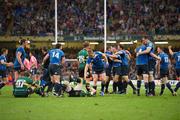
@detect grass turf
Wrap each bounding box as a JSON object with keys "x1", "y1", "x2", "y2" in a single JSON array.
[{"x1": 0, "y1": 86, "x2": 180, "y2": 120}]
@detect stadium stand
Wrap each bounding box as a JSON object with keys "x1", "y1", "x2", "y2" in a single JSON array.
[{"x1": 0, "y1": 0, "x2": 179, "y2": 36}]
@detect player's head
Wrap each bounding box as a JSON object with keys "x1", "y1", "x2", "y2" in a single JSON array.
[
  {"x1": 119, "y1": 44, "x2": 124, "y2": 50},
  {"x1": 112, "y1": 44, "x2": 119, "y2": 53},
  {"x1": 1, "y1": 48, "x2": 8, "y2": 55},
  {"x1": 87, "y1": 49, "x2": 94, "y2": 57},
  {"x1": 19, "y1": 39, "x2": 30, "y2": 48},
  {"x1": 55, "y1": 44, "x2": 62, "y2": 49},
  {"x1": 141, "y1": 36, "x2": 149, "y2": 45},
  {"x1": 29, "y1": 50, "x2": 35, "y2": 57},
  {"x1": 107, "y1": 46, "x2": 112, "y2": 52},
  {"x1": 20, "y1": 71, "x2": 30, "y2": 77},
  {"x1": 42, "y1": 47, "x2": 48, "y2": 54},
  {"x1": 83, "y1": 41, "x2": 90, "y2": 50},
  {"x1": 157, "y1": 46, "x2": 163, "y2": 54}
]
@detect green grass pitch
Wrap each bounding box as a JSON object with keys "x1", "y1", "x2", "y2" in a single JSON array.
[{"x1": 0, "y1": 86, "x2": 180, "y2": 120}]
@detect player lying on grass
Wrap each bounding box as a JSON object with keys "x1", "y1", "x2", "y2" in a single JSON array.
[
  {"x1": 61, "y1": 78, "x2": 96, "y2": 97},
  {"x1": 13, "y1": 71, "x2": 45, "y2": 97}
]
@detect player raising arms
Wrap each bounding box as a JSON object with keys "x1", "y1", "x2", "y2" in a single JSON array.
[
  {"x1": 77, "y1": 41, "x2": 90, "y2": 92},
  {"x1": 0, "y1": 48, "x2": 13, "y2": 92},
  {"x1": 84, "y1": 49, "x2": 109, "y2": 96},
  {"x1": 42, "y1": 44, "x2": 65, "y2": 97},
  {"x1": 168, "y1": 46, "x2": 180, "y2": 93},
  {"x1": 14, "y1": 39, "x2": 29, "y2": 81},
  {"x1": 157, "y1": 47, "x2": 175, "y2": 96}
]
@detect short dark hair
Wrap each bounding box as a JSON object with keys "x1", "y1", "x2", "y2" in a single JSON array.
[
  {"x1": 19, "y1": 39, "x2": 26, "y2": 45},
  {"x1": 157, "y1": 46, "x2": 164, "y2": 51},
  {"x1": 30, "y1": 50, "x2": 35, "y2": 55},
  {"x1": 119, "y1": 44, "x2": 124, "y2": 49},
  {"x1": 1, "y1": 48, "x2": 7, "y2": 54},
  {"x1": 42, "y1": 47, "x2": 48, "y2": 52},
  {"x1": 143, "y1": 35, "x2": 148, "y2": 40},
  {"x1": 83, "y1": 41, "x2": 90, "y2": 48},
  {"x1": 87, "y1": 49, "x2": 93, "y2": 54},
  {"x1": 113, "y1": 44, "x2": 119, "y2": 49},
  {"x1": 55, "y1": 44, "x2": 62, "y2": 49},
  {"x1": 24, "y1": 71, "x2": 30, "y2": 77},
  {"x1": 107, "y1": 46, "x2": 111, "y2": 50}
]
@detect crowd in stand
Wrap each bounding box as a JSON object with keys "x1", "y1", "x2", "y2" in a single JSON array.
[
  {"x1": 0, "y1": 0, "x2": 179, "y2": 36},
  {"x1": 108, "y1": 0, "x2": 179, "y2": 35}
]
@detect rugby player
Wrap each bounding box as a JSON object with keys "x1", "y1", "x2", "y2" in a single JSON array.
[
  {"x1": 137, "y1": 36, "x2": 160, "y2": 96},
  {"x1": 14, "y1": 39, "x2": 29, "y2": 81},
  {"x1": 168, "y1": 46, "x2": 180, "y2": 93},
  {"x1": 118, "y1": 45, "x2": 136, "y2": 94},
  {"x1": 29, "y1": 51, "x2": 38, "y2": 81},
  {"x1": 0, "y1": 48, "x2": 13, "y2": 91},
  {"x1": 77, "y1": 41, "x2": 91, "y2": 91},
  {"x1": 105, "y1": 46, "x2": 113, "y2": 94},
  {"x1": 157, "y1": 47, "x2": 175, "y2": 96},
  {"x1": 13, "y1": 71, "x2": 44, "y2": 97},
  {"x1": 62, "y1": 78, "x2": 96, "y2": 97},
  {"x1": 41, "y1": 47, "x2": 53, "y2": 95},
  {"x1": 136, "y1": 44, "x2": 149, "y2": 96},
  {"x1": 42, "y1": 44, "x2": 65, "y2": 97},
  {"x1": 108, "y1": 45, "x2": 122, "y2": 94},
  {"x1": 84, "y1": 49, "x2": 108, "y2": 96}
]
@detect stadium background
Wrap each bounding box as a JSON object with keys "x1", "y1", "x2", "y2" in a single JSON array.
[
  {"x1": 0, "y1": 0, "x2": 179, "y2": 82},
  {"x1": 0, "y1": 0, "x2": 180, "y2": 120}
]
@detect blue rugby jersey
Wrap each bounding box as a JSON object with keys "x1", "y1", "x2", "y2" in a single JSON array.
[
  {"x1": 0, "y1": 55, "x2": 7, "y2": 71},
  {"x1": 14, "y1": 46, "x2": 26, "y2": 68},
  {"x1": 48, "y1": 49, "x2": 65, "y2": 64},
  {"x1": 136, "y1": 45, "x2": 148, "y2": 65}
]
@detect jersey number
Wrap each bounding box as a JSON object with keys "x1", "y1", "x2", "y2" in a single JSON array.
[
  {"x1": 78, "y1": 56, "x2": 85, "y2": 63},
  {"x1": 178, "y1": 56, "x2": 180, "y2": 62},
  {"x1": 164, "y1": 57, "x2": 168, "y2": 63},
  {"x1": 52, "y1": 52, "x2": 59, "y2": 59},
  {"x1": 16, "y1": 80, "x2": 25, "y2": 88}
]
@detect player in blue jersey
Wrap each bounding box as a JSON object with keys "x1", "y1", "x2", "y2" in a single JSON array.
[
  {"x1": 157, "y1": 47, "x2": 175, "y2": 96},
  {"x1": 108, "y1": 45, "x2": 122, "y2": 94},
  {"x1": 14, "y1": 39, "x2": 29, "y2": 81},
  {"x1": 41, "y1": 47, "x2": 53, "y2": 96},
  {"x1": 137, "y1": 36, "x2": 160, "y2": 96},
  {"x1": 118, "y1": 45, "x2": 136, "y2": 94},
  {"x1": 136, "y1": 44, "x2": 149, "y2": 96},
  {"x1": 104, "y1": 46, "x2": 113, "y2": 94},
  {"x1": 84, "y1": 49, "x2": 108, "y2": 96},
  {"x1": 42, "y1": 44, "x2": 65, "y2": 97},
  {"x1": 0, "y1": 48, "x2": 13, "y2": 92},
  {"x1": 168, "y1": 46, "x2": 180, "y2": 93}
]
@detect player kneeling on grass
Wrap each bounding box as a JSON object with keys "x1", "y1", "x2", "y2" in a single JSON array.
[
  {"x1": 62, "y1": 78, "x2": 96, "y2": 97},
  {"x1": 13, "y1": 71, "x2": 44, "y2": 97},
  {"x1": 157, "y1": 47, "x2": 175, "y2": 96}
]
